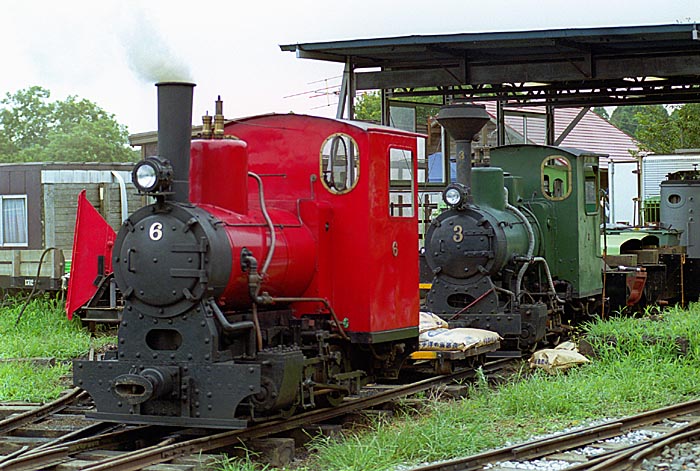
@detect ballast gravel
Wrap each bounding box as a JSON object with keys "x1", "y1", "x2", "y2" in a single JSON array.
[
  {"x1": 637, "y1": 440, "x2": 700, "y2": 470},
  {"x1": 484, "y1": 422, "x2": 694, "y2": 471},
  {"x1": 404, "y1": 419, "x2": 698, "y2": 471}
]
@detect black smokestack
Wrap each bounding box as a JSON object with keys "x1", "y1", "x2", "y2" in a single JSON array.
[
  {"x1": 156, "y1": 82, "x2": 195, "y2": 203},
  {"x1": 435, "y1": 104, "x2": 490, "y2": 197}
]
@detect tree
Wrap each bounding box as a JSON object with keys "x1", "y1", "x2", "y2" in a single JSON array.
[
  {"x1": 635, "y1": 103, "x2": 700, "y2": 154},
  {"x1": 354, "y1": 91, "x2": 444, "y2": 126},
  {"x1": 354, "y1": 91, "x2": 382, "y2": 122},
  {"x1": 0, "y1": 87, "x2": 138, "y2": 162},
  {"x1": 609, "y1": 105, "x2": 667, "y2": 137},
  {"x1": 592, "y1": 107, "x2": 609, "y2": 120},
  {"x1": 634, "y1": 106, "x2": 676, "y2": 154},
  {"x1": 0, "y1": 86, "x2": 54, "y2": 153},
  {"x1": 673, "y1": 103, "x2": 700, "y2": 150}
]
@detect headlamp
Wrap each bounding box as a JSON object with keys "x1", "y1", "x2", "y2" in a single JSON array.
[
  {"x1": 132, "y1": 156, "x2": 173, "y2": 194},
  {"x1": 443, "y1": 183, "x2": 468, "y2": 208}
]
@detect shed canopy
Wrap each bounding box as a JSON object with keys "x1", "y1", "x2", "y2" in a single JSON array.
[{"x1": 281, "y1": 24, "x2": 700, "y2": 108}]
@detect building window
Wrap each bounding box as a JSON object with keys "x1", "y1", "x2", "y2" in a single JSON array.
[{"x1": 1, "y1": 196, "x2": 28, "y2": 246}]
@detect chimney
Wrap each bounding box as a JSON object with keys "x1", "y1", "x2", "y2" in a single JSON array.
[
  {"x1": 435, "y1": 104, "x2": 490, "y2": 198},
  {"x1": 156, "y1": 82, "x2": 195, "y2": 203}
]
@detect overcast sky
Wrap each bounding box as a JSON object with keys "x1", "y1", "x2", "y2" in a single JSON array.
[{"x1": 1, "y1": 0, "x2": 698, "y2": 134}]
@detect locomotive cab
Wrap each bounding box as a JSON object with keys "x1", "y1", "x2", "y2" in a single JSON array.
[{"x1": 491, "y1": 145, "x2": 604, "y2": 308}]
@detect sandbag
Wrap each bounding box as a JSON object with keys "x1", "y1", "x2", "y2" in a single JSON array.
[
  {"x1": 529, "y1": 348, "x2": 590, "y2": 373},
  {"x1": 419, "y1": 311, "x2": 448, "y2": 334},
  {"x1": 554, "y1": 341, "x2": 577, "y2": 351},
  {"x1": 419, "y1": 327, "x2": 501, "y2": 352}
]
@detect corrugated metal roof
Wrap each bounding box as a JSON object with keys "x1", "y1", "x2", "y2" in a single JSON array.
[
  {"x1": 281, "y1": 24, "x2": 700, "y2": 68},
  {"x1": 0, "y1": 162, "x2": 134, "y2": 170},
  {"x1": 480, "y1": 103, "x2": 637, "y2": 168},
  {"x1": 283, "y1": 24, "x2": 700, "y2": 107},
  {"x1": 642, "y1": 155, "x2": 700, "y2": 199},
  {"x1": 41, "y1": 169, "x2": 132, "y2": 184}
]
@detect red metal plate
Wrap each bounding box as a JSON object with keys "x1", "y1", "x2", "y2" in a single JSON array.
[{"x1": 65, "y1": 190, "x2": 116, "y2": 319}]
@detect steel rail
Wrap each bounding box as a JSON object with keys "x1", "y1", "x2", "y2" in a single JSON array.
[
  {"x1": 0, "y1": 387, "x2": 85, "y2": 435},
  {"x1": 0, "y1": 447, "x2": 28, "y2": 466},
  {"x1": 584, "y1": 419, "x2": 700, "y2": 471},
  {"x1": 75, "y1": 359, "x2": 511, "y2": 471},
  {"x1": 405, "y1": 398, "x2": 700, "y2": 471},
  {"x1": 0, "y1": 425, "x2": 159, "y2": 471},
  {"x1": 0, "y1": 446, "x2": 73, "y2": 471},
  {"x1": 31, "y1": 421, "x2": 119, "y2": 452},
  {"x1": 545, "y1": 418, "x2": 700, "y2": 471}
]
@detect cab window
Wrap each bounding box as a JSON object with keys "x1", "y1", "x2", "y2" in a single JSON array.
[
  {"x1": 320, "y1": 133, "x2": 359, "y2": 194},
  {"x1": 389, "y1": 147, "x2": 415, "y2": 217},
  {"x1": 541, "y1": 156, "x2": 572, "y2": 200},
  {"x1": 584, "y1": 163, "x2": 599, "y2": 214}
]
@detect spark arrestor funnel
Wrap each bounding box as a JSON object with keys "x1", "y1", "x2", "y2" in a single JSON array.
[
  {"x1": 156, "y1": 82, "x2": 195, "y2": 203},
  {"x1": 435, "y1": 104, "x2": 490, "y2": 194}
]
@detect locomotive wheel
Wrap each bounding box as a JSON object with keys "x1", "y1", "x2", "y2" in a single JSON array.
[
  {"x1": 278, "y1": 403, "x2": 297, "y2": 419},
  {"x1": 519, "y1": 322, "x2": 540, "y2": 352},
  {"x1": 317, "y1": 390, "x2": 346, "y2": 408},
  {"x1": 316, "y1": 343, "x2": 351, "y2": 407}
]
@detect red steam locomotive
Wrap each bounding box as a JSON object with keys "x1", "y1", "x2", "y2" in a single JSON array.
[{"x1": 69, "y1": 83, "x2": 491, "y2": 428}]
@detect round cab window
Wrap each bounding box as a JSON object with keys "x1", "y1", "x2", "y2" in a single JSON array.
[
  {"x1": 541, "y1": 155, "x2": 572, "y2": 201},
  {"x1": 320, "y1": 133, "x2": 359, "y2": 194}
]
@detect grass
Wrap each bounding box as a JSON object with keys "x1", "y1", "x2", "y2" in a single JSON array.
[
  {"x1": 0, "y1": 295, "x2": 115, "y2": 401},
  {"x1": 0, "y1": 362, "x2": 72, "y2": 402},
  {"x1": 217, "y1": 454, "x2": 273, "y2": 471},
  {"x1": 1, "y1": 296, "x2": 697, "y2": 469},
  {"x1": 291, "y1": 303, "x2": 700, "y2": 471}
]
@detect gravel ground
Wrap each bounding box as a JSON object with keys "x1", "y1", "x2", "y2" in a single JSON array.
[
  {"x1": 481, "y1": 420, "x2": 695, "y2": 471},
  {"x1": 636, "y1": 439, "x2": 700, "y2": 470},
  {"x1": 484, "y1": 438, "x2": 700, "y2": 470}
]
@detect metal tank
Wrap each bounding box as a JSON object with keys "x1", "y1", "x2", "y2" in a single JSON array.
[{"x1": 660, "y1": 171, "x2": 700, "y2": 258}]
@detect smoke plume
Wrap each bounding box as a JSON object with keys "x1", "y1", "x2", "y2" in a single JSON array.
[{"x1": 122, "y1": 9, "x2": 193, "y2": 83}]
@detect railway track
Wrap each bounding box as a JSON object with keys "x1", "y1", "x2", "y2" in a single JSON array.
[
  {"x1": 0, "y1": 387, "x2": 85, "y2": 436},
  {"x1": 407, "y1": 398, "x2": 700, "y2": 471},
  {"x1": 0, "y1": 359, "x2": 513, "y2": 470}
]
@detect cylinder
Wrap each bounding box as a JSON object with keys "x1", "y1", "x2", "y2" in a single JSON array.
[{"x1": 157, "y1": 82, "x2": 195, "y2": 203}]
